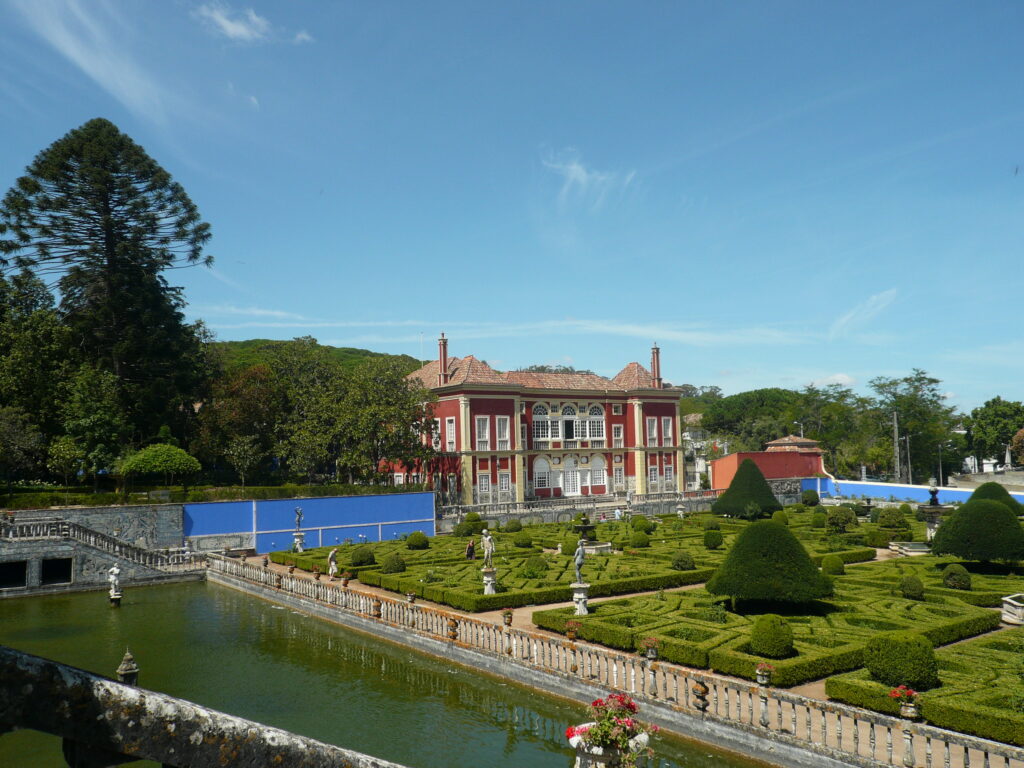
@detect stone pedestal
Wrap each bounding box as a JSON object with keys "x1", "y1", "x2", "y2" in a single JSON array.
[
  {"x1": 292, "y1": 531, "x2": 306, "y2": 553},
  {"x1": 109, "y1": 588, "x2": 122, "y2": 607},
  {"x1": 482, "y1": 567, "x2": 497, "y2": 595},
  {"x1": 919, "y1": 504, "x2": 949, "y2": 541},
  {"x1": 571, "y1": 582, "x2": 590, "y2": 616}
]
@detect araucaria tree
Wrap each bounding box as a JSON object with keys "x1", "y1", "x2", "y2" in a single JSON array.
[
  {"x1": 0, "y1": 118, "x2": 211, "y2": 442},
  {"x1": 706, "y1": 521, "x2": 833, "y2": 604},
  {"x1": 712, "y1": 458, "x2": 782, "y2": 518}
]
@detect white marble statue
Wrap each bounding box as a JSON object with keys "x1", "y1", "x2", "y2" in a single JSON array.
[
  {"x1": 573, "y1": 538, "x2": 586, "y2": 584},
  {"x1": 327, "y1": 548, "x2": 339, "y2": 580},
  {"x1": 108, "y1": 564, "x2": 121, "y2": 594},
  {"x1": 481, "y1": 529, "x2": 495, "y2": 568}
]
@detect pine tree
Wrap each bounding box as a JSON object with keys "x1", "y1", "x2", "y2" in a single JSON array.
[{"x1": 0, "y1": 118, "x2": 211, "y2": 441}]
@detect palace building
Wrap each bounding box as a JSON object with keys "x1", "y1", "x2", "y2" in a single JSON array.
[{"x1": 400, "y1": 335, "x2": 684, "y2": 506}]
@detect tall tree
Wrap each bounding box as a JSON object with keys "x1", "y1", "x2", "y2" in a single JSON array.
[
  {"x1": 968, "y1": 397, "x2": 1024, "y2": 468},
  {"x1": 0, "y1": 118, "x2": 212, "y2": 441},
  {"x1": 0, "y1": 406, "x2": 44, "y2": 498},
  {"x1": 61, "y1": 364, "x2": 131, "y2": 489}
]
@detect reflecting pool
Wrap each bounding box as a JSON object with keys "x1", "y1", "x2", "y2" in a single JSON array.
[{"x1": 0, "y1": 582, "x2": 768, "y2": 767}]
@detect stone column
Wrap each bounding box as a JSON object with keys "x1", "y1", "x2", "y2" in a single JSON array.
[{"x1": 571, "y1": 582, "x2": 590, "y2": 616}]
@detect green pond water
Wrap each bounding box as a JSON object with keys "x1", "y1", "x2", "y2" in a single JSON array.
[{"x1": 0, "y1": 582, "x2": 767, "y2": 767}]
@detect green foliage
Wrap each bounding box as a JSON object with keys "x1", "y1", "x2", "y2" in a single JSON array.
[
  {"x1": 405, "y1": 531, "x2": 429, "y2": 550},
  {"x1": 213, "y1": 338, "x2": 421, "y2": 375},
  {"x1": 706, "y1": 521, "x2": 832, "y2": 603},
  {"x1": 866, "y1": 529, "x2": 891, "y2": 548},
  {"x1": 380, "y1": 553, "x2": 407, "y2": 573},
  {"x1": 900, "y1": 574, "x2": 925, "y2": 600},
  {"x1": 801, "y1": 489, "x2": 820, "y2": 507},
  {"x1": 811, "y1": 511, "x2": 826, "y2": 528},
  {"x1": 703, "y1": 530, "x2": 723, "y2": 550},
  {"x1": 223, "y1": 435, "x2": 263, "y2": 488},
  {"x1": 702, "y1": 517, "x2": 721, "y2": 531},
  {"x1": 464, "y1": 512, "x2": 482, "y2": 523},
  {"x1": 878, "y1": 508, "x2": 910, "y2": 530},
  {"x1": 942, "y1": 563, "x2": 971, "y2": 591},
  {"x1": 771, "y1": 510, "x2": 789, "y2": 526},
  {"x1": 504, "y1": 519, "x2": 523, "y2": 532},
  {"x1": 821, "y1": 554, "x2": 846, "y2": 575},
  {"x1": 749, "y1": 614, "x2": 794, "y2": 659},
  {"x1": 712, "y1": 459, "x2": 781, "y2": 517},
  {"x1": 0, "y1": 407, "x2": 44, "y2": 487},
  {"x1": 512, "y1": 531, "x2": 533, "y2": 548},
  {"x1": 521, "y1": 555, "x2": 548, "y2": 580},
  {"x1": 452, "y1": 521, "x2": 474, "y2": 537},
  {"x1": 670, "y1": 551, "x2": 695, "y2": 571},
  {"x1": 863, "y1": 631, "x2": 939, "y2": 689},
  {"x1": 932, "y1": 499, "x2": 1024, "y2": 562},
  {"x1": 826, "y1": 506, "x2": 856, "y2": 534},
  {"x1": 629, "y1": 531, "x2": 651, "y2": 548},
  {"x1": 120, "y1": 444, "x2": 201, "y2": 482},
  {"x1": 350, "y1": 546, "x2": 376, "y2": 567},
  {"x1": 631, "y1": 516, "x2": 654, "y2": 534},
  {"x1": 969, "y1": 398, "x2": 1024, "y2": 471},
  {"x1": 967, "y1": 481, "x2": 1024, "y2": 516}
]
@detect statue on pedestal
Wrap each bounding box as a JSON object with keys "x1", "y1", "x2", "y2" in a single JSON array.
[
  {"x1": 481, "y1": 529, "x2": 495, "y2": 568},
  {"x1": 573, "y1": 538, "x2": 586, "y2": 584},
  {"x1": 294, "y1": 507, "x2": 304, "y2": 531},
  {"x1": 108, "y1": 564, "x2": 121, "y2": 594}
]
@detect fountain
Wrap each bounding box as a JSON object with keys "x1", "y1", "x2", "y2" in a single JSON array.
[{"x1": 572, "y1": 516, "x2": 612, "y2": 555}]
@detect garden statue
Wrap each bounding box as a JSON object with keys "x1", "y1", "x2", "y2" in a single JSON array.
[
  {"x1": 107, "y1": 564, "x2": 121, "y2": 594},
  {"x1": 928, "y1": 486, "x2": 940, "y2": 506},
  {"x1": 327, "y1": 548, "x2": 338, "y2": 581},
  {"x1": 481, "y1": 529, "x2": 495, "y2": 568},
  {"x1": 294, "y1": 507, "x2": 303, "y2": 531},
  {"x1": 573, "y1": 538, "x2": 586, "y2": 584}
]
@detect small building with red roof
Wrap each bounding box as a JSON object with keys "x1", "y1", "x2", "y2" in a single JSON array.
[{"x1": 709, "y1": 435, "x2": 826, "y2": 490}]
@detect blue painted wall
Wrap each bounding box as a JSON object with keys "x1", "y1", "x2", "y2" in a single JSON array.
[
  {"x1": 185, "y1": 492, "x2": 435, "y2": 552},
  {"x1": 800, "y1": 478, "x2": 1024, "y2": 506}
]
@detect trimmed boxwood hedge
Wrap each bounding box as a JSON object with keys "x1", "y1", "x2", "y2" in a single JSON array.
[
  {"x1": 710, "y1": 634, "x2": 864, "y2": 687},
  {"x1": 712, "y1": 459, "x2": 782, "y2": 517}
]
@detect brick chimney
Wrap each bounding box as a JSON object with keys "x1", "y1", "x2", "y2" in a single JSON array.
[
  {"x1": 650, "y1": 343, "x2": 662, "y2": 389},
  {"x1": 437, "y1": 333, "x2": 450, "y2": 386}
]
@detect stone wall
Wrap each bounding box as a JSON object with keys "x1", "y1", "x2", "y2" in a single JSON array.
[
  {"x1": 15, "y1": 504, "x2": 184, "y2": 549},
  {"x1": 768, "y1": 478, "x2": 802, "y2": 496}
]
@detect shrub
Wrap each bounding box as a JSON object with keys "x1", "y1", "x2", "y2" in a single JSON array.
[
  {"x1": 521, "y1": 555, "x2": 547, "y2": 580},
  {"x1": 380, "y1": 553, "x2": 406, "y2": 573},
  {"x1": 670, "y1": 551, "x2": 695, "y2": 571},
  {"x1": 864, "y1": 632, "x2": 939, "y2": 690},
  {"x1": 932, "y1": 499, "x2": 1024, "y2": 562},
  {"x1": 350, "y1": 546, "x2": 375, "y2": 567},
  {"x1": 464, "y1": 511, "x2": 482, "y2": 523},
  {"x1": 869, "y1": 507, "x2": 881, "y2": 523},
  {"x1": 898, "y1": 503, "x2": 913, "y2": 516},
  {"x1": 878, "y1": 508, "x2": 910, "y2": 530},
  {"x1": 811, "y1": 512, "x2": 826, "y2": 529},
  {"x1": 900, "y1": 574, "x2": 925, "y2": 600},
  {"x1": 513, "y1": 531, "x2": 533, "y2": 548},
  {"x1": 801, "y1": 489, "x2": 820, "y2": 507},
  {"x1": 702, "y1": 518, "x2": 721, "y2": 531},
  {"x1": 452, "y1": 521, "x2": 474, "y2": 537},
  {"x1": 703, "y1": 530, "x2": 723, "y2": 550},
  {"x1": 771, "y1": 510, "x2": 789, "y2": 526},
  {"x1": 630, "y1": 531, "x2": 651, "y2": 548},
  {"x1": 405, "y1": 531, "x2": 429, "y2": 550},
  {"x1": 749, "y1": 614, "x2": 794, "y2": 659},
  {"x1": 866, "y1": 529, "x2": 891, "y2": 548},
  {"x1": 712, "y1": 459, "x2": 782, "y2": 518},
  {"x1": 826, "y1": 507, "x2": 856, "y2": 534},
  {"x1": 631, "y1": 516, "x2": 655, "y2": 534},
  {"x1": 706, "y1": 521, "x2": 832, "y2": 603},
  {"x1": 967, "y1": 481, "x2": 1024, "y2": 516},
  {"x1": 504, "y1": 519, "x2": 523, "y2": 533},
  {"x1": 785, "y1": 503, "x2": 807, "y2": 515},
  {"x1": 942, "y1": 563, "x2": 972, "y2": 590},
  {"x1": 564, "y1": 535, "x2": 582, "y2": 554},
  {"x1": 821, "y1": 554, "x2": 846, "y2": 575}
]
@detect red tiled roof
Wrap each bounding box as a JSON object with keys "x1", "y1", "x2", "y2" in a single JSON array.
[
  {"x1": 611, "y1": 362, "x2": 655, "y2": 390},
  {"x1": 766, "y1": 435, "x2": 820, "y2": 446},
  {"x1": 504, "y1": 371, "x2": 617, "y2": 390},
  {"x1": 447, "y1": 355, "x2": 507, "y2": 385}
]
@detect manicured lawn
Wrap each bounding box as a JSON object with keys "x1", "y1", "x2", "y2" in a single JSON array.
[{"x1": 842, "y1": 555, "x2": 1024, "y2": 607}]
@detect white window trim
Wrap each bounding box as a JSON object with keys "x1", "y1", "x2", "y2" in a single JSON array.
[
  {"x1": 476, "y1": 416, "x2": 490, "y2": 451},
  {"x1": 496, "y1": 416, "x2": 510, "y2": 451},
  {"x1": 446, "y1": 417, "x2": 456, "y2": 452},
  {"x1": 432, "y1": 418, "x2": 441, "y2": 450},
  {"x1": 646, "y1": 417, "x2": 658, "y2": 447},
  {"x1": 498, "y1": 472, "x2": 511, "y2": 492},
  {"x1": 662, "y1": 416, "x2": 673, "y2": 447}
]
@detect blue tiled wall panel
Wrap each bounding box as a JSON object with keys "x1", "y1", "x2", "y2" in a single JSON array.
[
  {"x1": 257, "y1": 493, "x2": 434, "y2": 531},
  {"x1": 184, "y1": 501, "x2": 252, "y2": 537},
  {"x1": 800, "y1": 478, "x2": 1024, "y2": 506}
]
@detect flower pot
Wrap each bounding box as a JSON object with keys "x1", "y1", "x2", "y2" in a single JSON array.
[
  {"x1": 644, "y1": 647, "x2": 657, "y2": 661},
  {"x1": 569, "y1": 724, "x2": 649, "y2": 768},
  {"x1": 406, "y1": 593, "x2": 416, "y2": 603},
  {"x1": 503, "y1": 613, "x2": 513, "y2": 626},
  {"x1": 755, "y1": 669, "x2": 771, "y2": 686},
  {"x1": 341, "y1": 578, "x2": 349, "y2": 588},
  {"x1": 287, "y1": 565, "x2": 295, "y2": 574},
  {"x1": 566, "y1": 630, "x2": 577, "y2": 641},
  {"x1": 900, "y1": 702, "x2": 919, "y2": 720}
]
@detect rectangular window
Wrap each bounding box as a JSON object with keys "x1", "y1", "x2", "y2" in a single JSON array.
[
  {"x1": 592, "y1": 467, "x2": 606, "y2": 486},
  {"x1": 535, "y1": 471, "x2": 549, "y2": 489},
  {"x1": 410, "y1": 472, "x2": 420, "y2": 484},
  {"x1": 549, "y1": 419, "x2": 561, "y2": 439},
  {"x1": 662, "y1": 417, "x2": 673, "y2": 447},
  {"x1": 498, "y1": 472, "x2": 511, "y2": 492},
  {"x1": 613, "y1": 466, "x2": 625, "y2": 489},
  {"x1": 521, "y1": 423, "x2": 527, "y2": 448},
  {"x1": 612, "y1": 424, "x2": 624, "y2": 448},
  {"x1": 664, "y1": 465, "x2": 674, "y2": 487},
  {"x1": 646, "y1": 418, "x2": 658, "y2": 447},
  {"x1": 394, "y1": 473, "x2": 405, "y2": 485},
  {"x1": 612, "y1": 404, "x2": 623, "y2": 415},
  {"x1": 533, "y1": 419, "x2": 550, "y2": 440},
  {"x1": 648, "y1": 466, "x2": 659, "y2": 491},
  {"x1": 589, "y1": 418, "x2": 605, "y2": 440},
  {"x1": 446, "y1": 417, "x2": 456, "y2": 452},
  {"x1": 496, "y1": 416, "x2": 510, "y2": 450},
  {"x1": 475, "y1": 416, "x2": 490, "y2": 451},
  {"x1": 432, "y1": 418, "x2": 441, "y2": 450},
  {"x1": 478, "y1": 474, "x2": 491, "y2": 493}
]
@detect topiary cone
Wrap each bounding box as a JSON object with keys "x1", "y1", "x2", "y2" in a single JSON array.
[{"x1": 712, "y1": 459, "x2": 782, "y2": 518}]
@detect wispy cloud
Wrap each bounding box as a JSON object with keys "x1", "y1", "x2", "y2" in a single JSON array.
[
  {"x1": 293, "y1": 30, "x2": 314, "y2": 44},
  {"x1": 194, "y1": 304, "x2": 309, "y2": 320},
  {"x1": 829, "y1": 289, "x2": 898, "y2": 341},
  {"x1": 195, "y1": 3, "x2": 270, "y2": 42},
  {"x1": 248, "y1": 95, "x2": 260, "y2": 109},
  {"x1": 11, "y1": 0, "x2": 171, "y2": 123},
  {"x1": 542, "y1": 149, "x2": 635, "y2": 212},
  {"x1": 810, "y1": 373, "x2": 856, "y2": 387}
]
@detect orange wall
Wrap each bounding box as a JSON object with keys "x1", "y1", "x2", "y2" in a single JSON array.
[{"x1": 710, "y1": 451, "x2": 824, "y2": 490}]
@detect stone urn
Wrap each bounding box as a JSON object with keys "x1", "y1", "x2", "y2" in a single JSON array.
[
  {"x1": 900, "y1": 702, "x2": 920, "y2": 720},
  {"x1": 287, "y1": 565, "x2": 295, "y2": 575},
  {"x1": 341, "y1": 575, "x2": 350, "y2": 588},
  {"x1": 568, "y1": 724, "x2": 649, "y2": 768},
  {"x1": 566, "y1": 628, "x2": 578, "y2": 641},
  {"x1": 755, "y1": 668, "x2": 771, "y2": 686},
  {"x1": 406, "y1": 592, "x2": 416, "y2": 603},
  {"x1": 644, "y1": 646, "x2": 657, "y2": 661},
  {"x1": 502, "y1": 611, "x2": 513, "y2": 627}
]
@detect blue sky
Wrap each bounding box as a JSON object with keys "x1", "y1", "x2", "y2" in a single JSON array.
[{"x1": 1, "y1": 1, "x2": 1022, "y2": 411}]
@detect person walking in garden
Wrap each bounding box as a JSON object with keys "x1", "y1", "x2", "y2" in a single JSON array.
[
  {"x1": 465, "y1": 538, "x2": 475, "y2": 560},
  {"x1": 327, "y1": 548, "x2": 339, "y2": 581}
]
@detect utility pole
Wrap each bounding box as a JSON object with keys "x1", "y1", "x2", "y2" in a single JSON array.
[
  {"x1": 904, "y1": 435, "x2": 913, "y2": 485},
  {"x1": 892, "y1": 411, "x2": 901, "y2": 484}
]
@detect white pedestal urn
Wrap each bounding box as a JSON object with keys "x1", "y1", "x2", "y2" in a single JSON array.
[
  {"x1": 571, "y1": 582, "x2": 591, "y2": 616},
  {"x1": 292, "y1": 531, "x2": 306, "y2": 553},
  {"x1": 482, "y1": 567, "x2": 497, "y2": 596},
  {"x1": 568, "y1": 725, "x2": 649, "y2": 768}
]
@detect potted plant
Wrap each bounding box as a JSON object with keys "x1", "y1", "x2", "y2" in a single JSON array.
[
  {"x1": 341, "y1": 571, "x2": 352, "y2": 587},
  {"x1": 565, "y1": 693, "x2": 659, "y2": 767},
  {"x1": 565, "y1": 619, "x2": 582, "y2": 641},
  {"x1": 755, "y1": 662, "x2": 774, "y2": 685},
  {"x1": 286, "y1": 562, "x2": 295, "y2": 575},
  {"x1": 639, "y1": 636, "x2": 659, "y2": 661},
  {"x1": 501, "y1": 609, "x2": 514, "y2": 626},
  {"x1": 889, "y1": 685, "x2": 919, "y2": 719},
  {"x1": 312, "y1": 565, "x2": 321, "y2": 581}
]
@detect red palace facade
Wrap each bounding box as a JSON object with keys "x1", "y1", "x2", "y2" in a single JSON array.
[{"x1": 399, "y1": 335, "x2": 684, "y2": 506}]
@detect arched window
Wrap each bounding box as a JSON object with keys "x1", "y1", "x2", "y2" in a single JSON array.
[
  {"x1": 588, "y1": 405, "x2": 605, "y2": 440},
  {"x1": 534, "y1": 457, "x2": 550, "y2": 489},
  {"x1": 533, "y1": 404, "x2": 548, "y2": 417},
  {"x1": 561, "y1": 405, "x2": 576, "y2": 417},
  {"x1": 532, "y1": 404, "x2": 550, "y2": 441}
]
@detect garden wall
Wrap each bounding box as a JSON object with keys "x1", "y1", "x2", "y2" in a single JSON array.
[{"x1": 803, "y1": 478, "x2": 1024, "y2": 506}]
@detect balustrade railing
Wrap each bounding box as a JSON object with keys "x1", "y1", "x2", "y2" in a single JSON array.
[
  {"x1": 208, "y1": 553, "x2": 1024, "y2": 768},
  {"x1": 3, "y1": 518, "x2": 204, "y2": 571}
]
